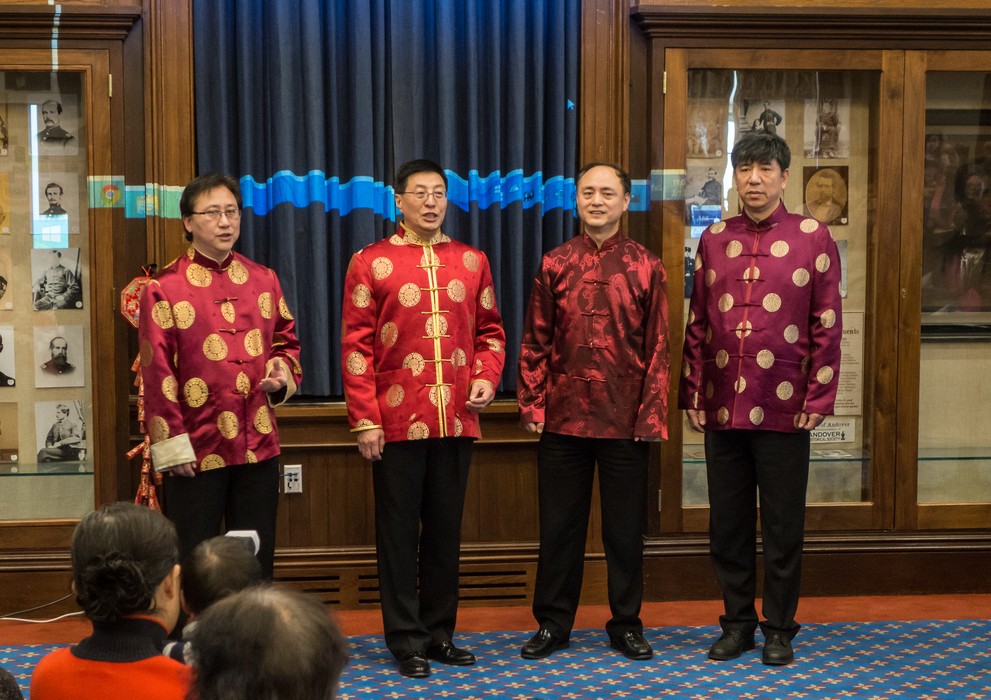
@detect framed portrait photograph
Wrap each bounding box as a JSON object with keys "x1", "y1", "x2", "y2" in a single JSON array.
[
  {"x1": 32, "y1": 172, "x2": 79, "y2": 244},
  {"x1": 804, "y1": 98, "x2": 851, "y2": 159},
  {"x1": 29, "y1": 94, "x2": 79, "y2": 157},
  {"x1": 33, "y1": 325, "x2": 85, "y2": 388},
  {"x1": 803, "y1": 166, "x2": 849, "y2": 226},
  {"x1": 34, "y1": 399, "x2": 87, "y2": 472},
  {"x1": 31, "y1": 247, "x2": 83, "y2": 311},
  {"x1": 736, "y1": 97, "x2": 786, "y2": 139}
]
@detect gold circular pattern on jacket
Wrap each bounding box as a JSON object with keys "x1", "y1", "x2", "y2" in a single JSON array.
[
  {"x1": 704, "y1": 269, "x2": 717, "y2": 287},
  {"x1": 203, "y1": 334, "x2": 229, "y2": 361},
  {"x1": 245, "y1": 450, "x2": 258, "y2": 464},
  {"x1": 800, "y1": 218, "x2": 820, "y2": 233},
  {"x1": 425, "y1": 315, "x2": 449, "y2": 338},
  {"x1": 149, "y1": 416, "x2": 170, "y2": 443},
  {"x1": 784, "y1": 324, "x2": 800, "y2": 343},
  {"x1": 763, "y1": 293, "x2": 782, "y2": 312},
  {"x1": 792, "y1": 268, "x2": 811, "y2": 287},
  {"x1": 217, "y1": 411, "x2": 239, "y2": 439},
  {"x1": 186, "y1": 263, "x2": 213, "y2": 287},
  {"x1": 184, "y1": 378, "x2": 209, "y2": 407},
  {"x1": 688, "y1": 309, "x2": 696, "y2": 325},
  {"x1": 254, "y1": 405, "x2": 274, "y2": 434},
  {"x1": 777, "y1": 381, "x2": 794, "y2": 400},
  {"x1": 715, "y1": 349, "x2": 729, "y2": 368},
  {"x1": 244, "y1": 329, "x2": 264, "y2": 357},
  {"x1": 372, "y1": 257, "x2": 394, "y2": 280},
  {"x1": 452, "y1": 348, "x2": 467, "y2": 367},
  {"x1": 705, "y1": 381, "x2": 714, "y2": 399},
  {"x1": 389, "y1": 233, "x2": 406, "y2": 246},
  {"x1": 162, "y1": 376, "x2": 179, "y2": 403},
  {"x1": 200, "y1": 454, "x2": 226, "y2": 471},
  {"x1": 681, "y1": 359, "x2": 691, "y2": 378},
  {"x1": 352, "y1": 283, "x2": 372, "y2": 308},
  {"x1": 821, "y1": 308, "x2": 837, "y2": 328},
  {"x1": 386, "y1": 384, "x2": 405, "y2": 407},
  {"x1": 817, "y1": 366, "x2": 835, "y2": 384},
  {"x1": 757, "y1": 349, "x2": 775, "y2": 369},
  {"x1": 355, "y1": 418, "x2": 375, "y2": 429},
  {"x1": 771, "y1": 240, "x2": 790, "y2": 257},
  {"x1": 346, "y1": 351, "x2": 368, "y2": 375},
  {"x1": 475, "y1": 358, "x2": 484, "y2": 374},
  {"x1": 151, "y1": 301, "x2": 175, "y2": 329},
  {"x1": 735, "y1": 320, "x2": 753, "y2": 338},
  {"x1": 463, "y1": 251, "x2": 480, "y2": 272},
  {"x1": 743, "y1": 266, "x2": 760, "y2": 281},
  {"x1": 447, "y1": 279, "x2": 467, "y2": 303},
  {"x1": 236, "y1": 371, "x2": 251, "y2": 396},
  {"x1": 735, "y1": 376, "x2": 747, "y2": 394},
  {"x1": 695, "y1": 254, "x2": 703, "y2": 271},
  {"x1": 749, "y1": 407, "x2": 765, "y2": 425},
  {"x1": 227, "y1": 260, "x2": 249, "y2": 285},
  {"x1": 407, "y1": 421, "x2": 430, "y2": 440},
  {"x1": 487, "y1": 338, "x2": 503, "y2": 353},
  {"x1": 710, "y1": 221, "x2": 726, "y2": 234},
  {"x1": 221, "y1": 301, "x2": 236, "y2": 323},
  {"x1": 717, "y1": 407, "x2": 729, "y2": 425},
  {"x1": 381, "y1": 322, "x2": 399, "y2": 346},
  {"x1": 279, "y1": 297, "x2": 294, "y2": 320},
  {"x1": 258, "y1": 292, "x2": 273, "y2": 319},
  {"x1": 173, "y1": 301, "x2": 196, "y2": 329},
  {"x1": 480, "y1": 286, "x2": 496, "y2": 310},
  {"x1": 429, "y1": 386, "x2": 452, "y2": 407},
  {"x1": 726, "y1": 240, "x2": 743, "y2": 258},
  {"x1": 718, "y1": 293, "x2": 734, "y2": 313},
  {"x1": 816, "y1": 253, "x2": 831, "y2": 273},
  {"x1": 705, "y1": 326, "x2": 713, "y2": 344},
  {"x1": 398, "y1": 283, "x2": 422, "y2": 307},
  {"x1": 403, "y1": 353, "x2": 425, "y2": 376},
  {"x1": 454, "y1": 418, "x2": 463, "y2": 436}
]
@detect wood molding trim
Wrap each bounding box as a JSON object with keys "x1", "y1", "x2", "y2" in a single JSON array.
[{"x1": 580, "y1": 0, "x2": 630, "y2": 166}]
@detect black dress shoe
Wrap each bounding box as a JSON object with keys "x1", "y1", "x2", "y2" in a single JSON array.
[
  {"x1": 707, "y1": 629, "x2": 756, "y2": 660},
  {"x1": 397, "y1": 651, "x2": 430, "y2": 678},
  {"x1": 762, "y1": 633, "x2": 794, "y2": 666},
  {"x1": 520, "y1": 627, "x2": 569, "y2": 659},
  {"x1": 610, "y1": 630, "x2": 653, "y2": 660},
  {"x1": 426, "y1": 641, "x2": 476, "y2": 666}
]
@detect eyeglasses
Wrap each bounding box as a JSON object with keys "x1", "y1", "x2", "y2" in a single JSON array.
[
  {"x1": 397, "y1": 190, "x2": 447, "y2": 202},
  {"x1": 190, "y1": 208, "x2": 242, "y2": 222}
]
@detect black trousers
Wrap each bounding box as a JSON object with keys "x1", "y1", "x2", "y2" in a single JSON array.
[
  {"x1": 532, "y1": 431, "x2": 648, "y2": 639},
  {"x1": 162, "y1": 456, "x2": 280, "y2": 578},
  {"x1": 373, "y1": 438, "x2": 473, "y2": 659},
  {"x1": 704, "y1": 429, "x2": 810, "y2": 639}
]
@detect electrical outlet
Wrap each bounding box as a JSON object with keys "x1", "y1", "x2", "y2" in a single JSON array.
[{"x1": 283, "y1": 464, "x2": 302, "y2": 494}]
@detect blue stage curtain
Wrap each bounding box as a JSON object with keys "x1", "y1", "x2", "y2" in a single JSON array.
[{"x1": 193, "y1": 0, "x2": 579, "y2": 397}]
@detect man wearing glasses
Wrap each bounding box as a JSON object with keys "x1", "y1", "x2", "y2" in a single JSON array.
[
  {"x1": 342, "y1": 159, "x2": 506, "y2": 678},
  {"x1": 139, "y1": 173, "x2": 302, "y2": 579}
]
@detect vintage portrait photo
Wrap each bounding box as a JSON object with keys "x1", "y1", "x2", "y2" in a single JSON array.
[
  {"x1": 33, "y1": 325, "x2": 85, "y2": 388},
  {"x1": 803, "y1": 166, "x2": 849, "y2": 226},
  {"x1": 34, "y1": 399, "x2": 87, "y2": 471},
  {"x1": 0, "y1": 402, "x2": 18, "y2": 469},
  {"x1": 737, "y1": 98, "x2": 786, "y2": 138},
  {"x1": 32, "y1": 172, "x2": 78, "y2": 244},
  {"x1": 0, "y1": 247, "x2": 11, "y2": 310},
  {"x1": 31, "y1": 95, "x2": 79, "y2": 157},
  {"x1": 0, "y1": 325, "x2": 15, "y2": 387},
  {"x1": 687, "y1": 98, "x2": 727, "y2": 158},
  {"x1": 685, "y1": 163, "x2": 725, "y2": 231},
  {"x1": 31, "y1": 247, "x2": 83, "y2": 310},
  {"x1": 804, "y1": 98, "x2": 851, "y2": 159}
]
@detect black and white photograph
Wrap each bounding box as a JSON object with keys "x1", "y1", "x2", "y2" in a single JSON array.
[
  {"x1": 737, "y1": 98, "x2": 786, "y2": 138},
  {"x1": 32, "y1": 172, "x2": 78, "y2": 244},
  {"x1": 0, "y1": 325, "x2": 15, "y2": 387},
  {"x1": 804, "y1": 97, "x2": 851, "y2": 159},
  {"x1": 687, "y1": 98, "x2": 727, "y2": 158},
  {"x1": 803, "y1": 166, "x2": 849, "y2": 226},
  {"x1": 34, "y1": 399, "x2": 87, "y2": 470},
  {"x1": 32, "y1": 95, "x2": 78, "y2": 156},
  {"x1": 685, "y1": 163, "x2": 725, "y2": 231},
  {"x1": 31, "y1": 247, "x2": 83, "y2": 310},
  {"x1": 33, "y1": 325, "x2": 85, "y2": 388}
]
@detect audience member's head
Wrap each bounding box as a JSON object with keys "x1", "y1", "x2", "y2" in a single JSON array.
[
  {"x1": 71, "y1": 502, "x2": 181, "y2": 630},
  {"x1": 0, "y1": 666, "x2": 24, "y2": 700},
  {"x1": 181, "y1": 535, "x2": 262, "y2": 617},
  {"x1": 189, "y1": 586, "x2": 348, "y2": 700}
]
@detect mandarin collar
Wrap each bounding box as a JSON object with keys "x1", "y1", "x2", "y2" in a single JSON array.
[
  {"x1": 581, "y1": 229, "x2": 625, "y2": 251},
  {"x1": 188, "y1": 245, "x2": 235, "y2": 271},
  {"x1": 398, "y1": 223, "x2": 451, "y2": 246},
  {"x1": 743, "y1": 201, "x2": 789, "y2": 231}
]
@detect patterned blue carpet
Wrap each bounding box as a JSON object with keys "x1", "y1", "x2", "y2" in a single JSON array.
[{"x1": 4, "y1": 620, "x2": 991, "y2": 698}]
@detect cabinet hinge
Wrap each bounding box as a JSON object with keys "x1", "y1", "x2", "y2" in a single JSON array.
[
  {"x1": 663, "y1": 71, "x2": 667, "y2": 95},
  {"x1": 109, "y1": 73, "x2": 113, "y2": 98}
]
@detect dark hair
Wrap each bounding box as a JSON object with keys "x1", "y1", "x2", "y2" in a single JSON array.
[
  {"x1": 731, "y1": 132, "x2": 791, "y2": 171},
  {"x1": 189, "y1": 586, "x2": 349, "y2": 700},
  {"x1": 0, "y1": 665, "x2": 24, "y2": 700},
  {"x1": 42, "y1": 99, "x2": 63, "y2": 115},
  {"x1": 394, "y1": 159, "x2": 447, "y2": 193},
  {"x1": 45, "y1": 182, "x2": 63, "y2": 195},
  {"x1": 71, "y1": 502, "x2": 180, "y2": 624},
  {"x1": 576, "y1": 162, "x2": 632, "y2": 195},
  {"x1": 181, "y1": 536, "x2": 262, "y2": 616},
  {"x1": 179, "y1": 173, "x2": 242, "y2": 241}
]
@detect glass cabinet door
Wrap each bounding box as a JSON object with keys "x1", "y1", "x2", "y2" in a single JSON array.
[{"x1": 661, "y1": 49, "x2": 900, "y2": 533}]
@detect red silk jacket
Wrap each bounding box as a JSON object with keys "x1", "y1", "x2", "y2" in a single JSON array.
[
  {"x1": 518, "y1": 231, "x2": 671, "y2": 440},
  {"x1": 342, "y1": 224, "x2": 506, "y2": 442}
]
